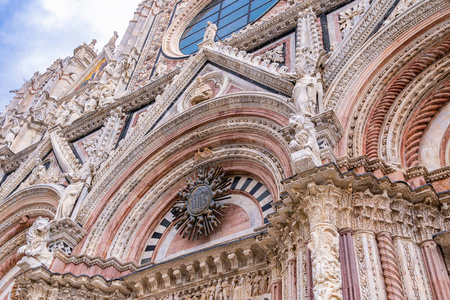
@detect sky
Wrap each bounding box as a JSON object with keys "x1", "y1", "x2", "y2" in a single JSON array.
[{"x1": 0, "y1": 0, "x2": 142, "y2": 112}]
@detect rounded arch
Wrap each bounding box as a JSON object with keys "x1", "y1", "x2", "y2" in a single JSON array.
[
  {"x1": 139, "y1": 174, "x2": 274, "y2": 265},
  {"x1": 74, "y1": 92, "x2": 294, "y2": 262},
  {"x1": 326, "y1": 1, "x2": 450, "y2": 162},
  {"x1": 0, "y1": 185, "x2": 60, "y2": 283}
]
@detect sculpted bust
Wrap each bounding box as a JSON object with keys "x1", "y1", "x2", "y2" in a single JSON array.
[{"x1": 190, "y1": 76, "x2": 213, "y2": 105}]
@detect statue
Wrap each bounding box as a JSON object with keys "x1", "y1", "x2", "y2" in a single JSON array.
[
  {"x1": 55, "y1": 162, "x2": 94, "y2": 220},
  {"x1": 20, "y1": 158, "x2": 45, "y2": 188},
  {"x1": 99, "y1": 80, "x2": 116, "y2": 107},
  {"x1": 2, "y1": 119, "x2": 20, "y2": 147},
  {"x1": 88, "y1": 39, "x2": 97, "y2": 50},
  {"x1": 291, "y1": 64, "x2": 319, "y2": 116},
  {"x1": 190, "y1": 76, "x2": 213, "y2": 105},
  {"x1": 204, "y1": 21, "x2": 217, "y2": 42},
  {"x1": 233, "y1": 276, "x2": 251, "y2": 300},
  {"x1": 55, "y1": 104, "x2": 71, "y2": 126},
  {"x1": 288, "y1": 114, "x2": 321, "y2": 173},
  {"x1": 17, "y1": 217, "x2": 53, "y2": 270},
  {"x1": 153, "y1": 61, "x2": 168, "y2": 79},
  {"x1": 84, "y1": 94, "x2": 98, "y2": 114}
]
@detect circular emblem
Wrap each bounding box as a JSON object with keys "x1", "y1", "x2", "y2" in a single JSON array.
[
  {"x1": 187, "y1": 184, "x2": 213, "y2": 216},
  {"x1": 172, "y1": 165, "x2": 231, "y2": 240}
]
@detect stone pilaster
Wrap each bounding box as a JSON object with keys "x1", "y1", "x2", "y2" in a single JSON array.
[
  {"x1": 376, "y1": 232, "x2": 405, "y2": 300},
  {"x1": 353, "y1": 231, "x2": 387, "y2": 300},
  {"x1": 286, "y1": 255, "x2": 297, "y2": 300},
  {"x1": 393, "y1": 237, "x2": 433, "y2": 300},
  {"x1": 339, "y1": 229, "x2": 361, "y2": 300},
  {"x1": 305, "y1": 245, "x2": 314, "y2": 300},
  {"x1": 268, "y1": 249, "x2": 283, "y2": 300},
  {"x1": 420, "y1": 240, "x2": 450, "y2": 300},
  {"x1": 297, "y1": 244, "x2": 314, "y2": 300}
]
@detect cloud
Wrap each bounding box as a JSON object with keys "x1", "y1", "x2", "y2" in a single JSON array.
[{"x1": 0, "y1": 0, "x2": 141, "y2": 111}]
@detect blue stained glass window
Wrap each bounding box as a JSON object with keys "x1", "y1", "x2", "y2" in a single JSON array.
[{"x1": 179, "y1": 0, "x2": 278, "y2": 55}]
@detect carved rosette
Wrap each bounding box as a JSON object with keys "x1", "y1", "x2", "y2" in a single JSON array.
[{"x1": 309, "y1": 223, "x2": 342, "y2": 300}]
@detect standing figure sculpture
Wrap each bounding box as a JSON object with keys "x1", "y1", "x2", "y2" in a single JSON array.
[
  {"x1": 291, "y1": 65, "x2": 321, "y2": 117},
  {"x1": 2, "y1": 119, "x2": 20, "y2": 147},
  {"x1": 204, "y1": 21, "x2": 218, "y2": 42},
  {"x1": 55, "y1": 162, "x2": 94, "y2": 220}
]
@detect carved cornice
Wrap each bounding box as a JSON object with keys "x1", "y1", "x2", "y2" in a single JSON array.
[
  {"x1": 1, "y1": 143, "x2": 39, "y2": 174},
  {"x1": 122, "y1": 235, "x2": 268, "y2": 297},
  {"x1": 13, "y1": 266, "x2": 131, "y2": 299},
  {"x1": 52, "y1": 249, "x2": 138, "y2": 273},
  {"x1": 204, "y1": 46, "x2": 294, "y2": 95},
  {"x1": 48, "y1": 218, "x2": 86, "y2": 250},
  {"x1": 283, "y1": 163, "x2": 440, "y2": 205},
  {"x1": 337, "y1": 155, "x2": 396, "y2": 174}
]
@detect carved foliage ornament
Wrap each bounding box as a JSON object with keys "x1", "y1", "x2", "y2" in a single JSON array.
[{"x1": 171, "y1": 165, "x2": 231, "y2": 240}]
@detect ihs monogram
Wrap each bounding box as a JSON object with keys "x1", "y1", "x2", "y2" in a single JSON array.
[{"x1": 171, "y1": 165, "x2": 231, "y2": 240}]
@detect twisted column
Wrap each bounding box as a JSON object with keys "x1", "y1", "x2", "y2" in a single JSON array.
[{"x1": 377, "y1": 232, "x2": 405, "y2": 300}]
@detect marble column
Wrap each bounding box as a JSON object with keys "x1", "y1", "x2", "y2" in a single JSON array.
[
  {"x1": 393, "y1": 237, "x2": 433, "y2": 300},
  {"x1": 420, "y1": 240, "x2": 450, "y2": 300},
  {"x1": 271, "y1": 279, "x2": 282, "y2": 300},
  {"x1": 376, "y1": 232, "x2": 405, "y2": 300},
  {"x1": 339, "y1": 229, "x2": 361, "y2": 300},
  {"x1": 303, "y1": 182, "x2": 344, "y2": 300},
  {"x1": 353, "y1": 231, "x2": 387, "y2": 300},
  {"x1": 287, "y1": 255, "x2": 297, "y2": 300}
]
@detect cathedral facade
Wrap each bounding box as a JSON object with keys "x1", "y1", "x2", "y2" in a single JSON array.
[{"x1": 0, "y1": 0, "x2": 450, "y2": 299}]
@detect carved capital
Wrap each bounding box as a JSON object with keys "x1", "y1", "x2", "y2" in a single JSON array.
[{"x1": 302, "y1": 182, "x2": 343, "y2": 227}]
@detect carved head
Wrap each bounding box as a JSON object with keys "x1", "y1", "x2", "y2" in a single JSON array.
[{"x1": 20, "y1": 215, "x2": 30, "y2": 224}]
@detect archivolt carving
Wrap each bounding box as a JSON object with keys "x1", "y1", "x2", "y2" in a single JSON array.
[
  {"x1": 403, "y1": 80, "x2": 450, "y2": 167},
  {"x1": 78, "y1": 92, "x2": 293, "y2": 226},
  {"x1": 94, "y1": 141, "x2": 287, "y2": 259},
  {"x1": 365, "y1": 40, "x2": 450, "y2": 160},
  {"x1": 79, "y1": 112, "x2": 290, "y2": 258},
  {"x1": 325, "y1": 0, "x2": 450, "y2": 113},
  {"x1": 1, "y1": 185, "x2": 61, "y2": 217},
  {"x1": 345, "y1": 21, "x2": 450, "y2": 159}
]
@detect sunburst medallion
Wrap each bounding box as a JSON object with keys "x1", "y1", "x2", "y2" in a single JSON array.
[{"x1": 171, "y1": 165, "x2": 231, "y2": 240}]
